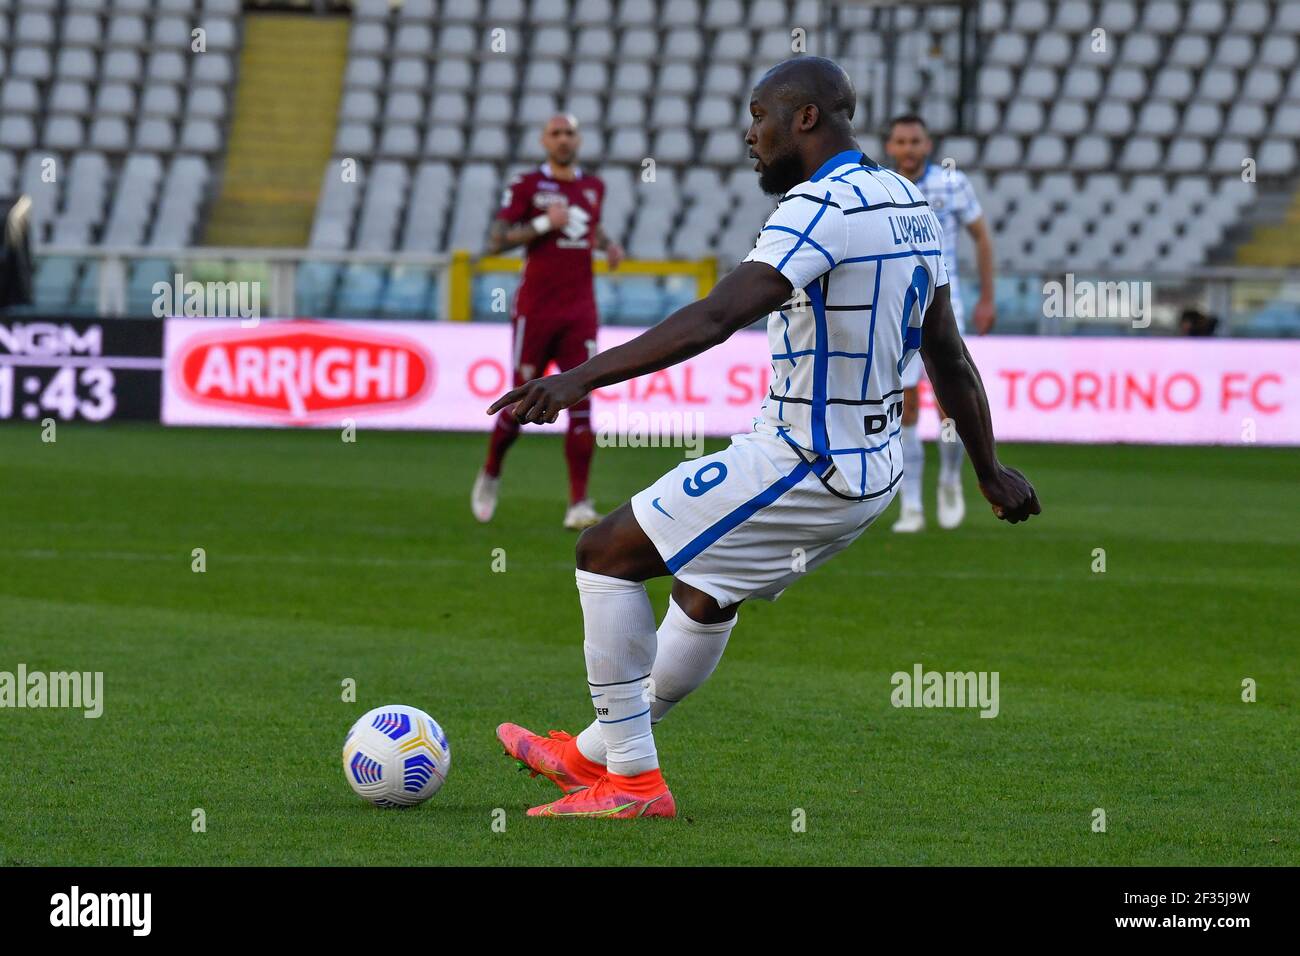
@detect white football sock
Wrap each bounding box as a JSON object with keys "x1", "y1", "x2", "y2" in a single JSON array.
[
  {"x1": 575, "y1": 569, "x2": 659, "y2": 776},
  {"x1": 901, "y1": 423, "x2": 923, "y2": 510},
  {"x1": 939, "y1": 430, "x2": 964, "y2": 485},
  {"x1": 576, "y1": 597, "x2": 738, "y2": 764}
]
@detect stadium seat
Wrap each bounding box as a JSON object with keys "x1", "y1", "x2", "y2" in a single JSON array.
[
  {"x1": 64, "y1": 14, "x2": 100, "y2": 46},
  {"x1": 141, "y1": 85, "x2": 182, "y2": 118},
  {"x1": 346, "y1": 57, "x2": 385, "y2": 89},
  {"x1": 152, "y1": 16, "x2": 191, "y2": 48},
  {"x1": 335, "y1": 265, "x2": 386, "y2": 316},
  {"x1": 570, "y1": 62, "x2": 607, "y2": 93},
  {"x1": 1024, "y1": 136, "x2": 1066, "y2": 171},
  {"x1": 1185, "y1": 0, "x2": 1226, "y2": 33},
  {"x1": 295, "y1": 261, "x2": 340, "y2": 316},
  {"x1": 982, "y1": 135, "x2": 1023, "y2": 170},
  {"x1": 379, "y1": 126, "x2": 418, "y2": 159},
  {"x1": 193, "y1": 53, "x2": 233, "y2": 85},
  {"x1": 88, "y1": 117, "x2": 130, "y2": 151},
  {"x1": 382, "y1": 268, "x2": 435, "y2": 319},
  {"x1": 467, "y1": 127, "x2": 509, "y2": 160},
  {"x1": 1004, "y1": 102, "x2": 1044, "y2": 135},
  {"x1": 1135, "y1": 102, "x2": 1178, "y2": 137},
  {"x1": 55, "y1": 48, "x2": 95, "y2": 81},
  {"x1": 336, "y1": 123, "x2": 376, "y2": 156},
  {"x1": 614, "y1": 278, "x2": 666, "y2": 325},
  {"x1": 15, "y1": 49, "x2": 54, "y2": 81},
  {"x1": 1118, "y1": 137, "x2": 1163, "y2": 171},
  {"x1": 1098, "y1": 0, "x2": 1138, "y2": 32},
  {"x1": 1142, "y1": 0, "x2": 1183, "y2": 33},
  {"x1": 1170, "y1": 35, "x2": 1214, "y2": 68},
  {"x1": 1093, "y1": 103, "x2": 1133, "y2": 136},
  {"x1": 341, "y1": 91, "x2": 379, "y2": 123},
  {"x1": 1182, "y1": 103, "x2": 1222, "y2": 137},
  {"x1": 1208, "y1": 139, "x2": 1251, "y2": 174},
  {"x1": 1258, "y1": 140, "x2": 1299, "y2": 176},
  {"x1": 136, "y1": 119, "x2": 175, "y2": 151},
  {"x1": 421, "y1": 125, "x2": 464, "y2": 159},
  {"x1": 1106, "y1": 68, "x2": 1146, "y2": 102},
  {"x1": 44, "y1": 117, "x2": 84, "y2": 151},
  {"x1": 1060, "y1": 67, "x2": 1102, "y2": 101},
  {"x1": 1278, "y1": 2, "x2": 1300, "y2": 31},
  {"x1": 1151, "y1": 67, "x2": 1194, "y2": 102},
  {"x1": 1225, "y1": 104, "x2": 1267, "y2": 139},
  {"x1": 531, "y1": 26, "x2": 570, "y2": 57},
  {"x1": 384, "y1": 91, "x2": 421, "y2": 125},
  {"x1": 1199, "y1": 70, "x2": 1239, "y2": 109},
  {"x1": 530, "y1": 0, "x2": 571, "y2": 26},
  {"x1": 1166, "y1": 138, "x2": 1209, "y2": 172},
  {"x1": 1240, "y1": 68, "x2": 1283, "y2": 104},
  {"x1": 575, "y1": 27, "x2": 614, "y2": 58},
  {"x1": 1259, "y1": 35, "x2": 1299, "y2": 69},
  {"x1": 390, "y1": 58, "x2": 429, "y2": 91}
]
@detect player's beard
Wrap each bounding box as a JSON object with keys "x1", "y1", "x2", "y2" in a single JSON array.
[{"x1": 757, "y1": 145, "x2": 804, "y2": 196}]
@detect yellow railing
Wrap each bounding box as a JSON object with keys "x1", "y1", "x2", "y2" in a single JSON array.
[{"x1": 446, "y1": 251, "x2": 718, "y2": 322}]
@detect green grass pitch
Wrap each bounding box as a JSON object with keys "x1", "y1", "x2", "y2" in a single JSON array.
[{"x1": 0, "y1": 423, "x2": 1295, "y2": 866}]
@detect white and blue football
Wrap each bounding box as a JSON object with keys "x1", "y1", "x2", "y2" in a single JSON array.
[{"x1": 343, "y1": 704, "x2": 451, "y2": 807}]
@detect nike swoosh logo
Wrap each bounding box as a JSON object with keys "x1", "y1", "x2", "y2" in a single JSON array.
[{"x1": 651, "y1": 497, "x2": 674, "y2": 520}]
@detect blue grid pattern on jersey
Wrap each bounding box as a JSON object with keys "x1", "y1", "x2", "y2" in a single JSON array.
[{"x1": 760, "y1": 156, "x2": 944, "y2": 498}]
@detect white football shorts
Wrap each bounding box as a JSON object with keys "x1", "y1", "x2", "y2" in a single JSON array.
[{"x1": 630, "y1": 431, "x2": 892, "y2": 607}]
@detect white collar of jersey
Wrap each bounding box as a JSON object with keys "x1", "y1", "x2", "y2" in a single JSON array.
[{"x1": 540, "y1": 162, "x2": 581, "y2": 180}]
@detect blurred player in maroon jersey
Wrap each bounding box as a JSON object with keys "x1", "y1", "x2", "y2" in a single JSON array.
[{"x1": 472, "y1": 114, "x2": 624, "y2": 530}]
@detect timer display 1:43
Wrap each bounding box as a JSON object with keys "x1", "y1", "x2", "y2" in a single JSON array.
[{"x1": 0, "y1": 365, "x2": 116, "y2": 421}]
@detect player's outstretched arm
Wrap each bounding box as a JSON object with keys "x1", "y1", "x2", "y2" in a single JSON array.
[
  {"x1": 487, "y1": 261, "x2": 793, "y2": 424},
  {"x1": 920, "y1": 284, "x2": 1041, "y2": 524},
  {"x1": 486, "y1": 207, "x2": 570, "y2": 254}
]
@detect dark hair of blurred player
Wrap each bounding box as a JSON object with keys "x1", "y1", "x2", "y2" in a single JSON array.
[{"x1": 471, "y1": 114, "x2": 624, "y2": 530}]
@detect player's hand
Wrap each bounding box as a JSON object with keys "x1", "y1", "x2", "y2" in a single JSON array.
[
  {"x1": 605, "y1": 241, "x2": 625, "y2": 271},
  {"x1": 487, "y1": 371, "x2": 589, "y2": 425},
  {"x1": 547, "y1": 205, "x2": 569, "y2": 230},
  {"x1": 973, "y1": 297, "x2": 996, "y2": 335},
  {"x1": 978, "y1": 464, "x2": 1040, "y2": 524}
]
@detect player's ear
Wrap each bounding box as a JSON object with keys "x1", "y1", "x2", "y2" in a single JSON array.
[{"x1": 798, "y1": 103, "x2": 820, "y2": 133}]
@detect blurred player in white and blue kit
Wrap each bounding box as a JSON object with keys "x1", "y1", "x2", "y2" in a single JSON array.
[
  {"x1": 885, "y1": 114, "x2": 998, "y2": 532},
  {"x1": 487, "y1": 59, "x2": 1038, "y2": 820}
]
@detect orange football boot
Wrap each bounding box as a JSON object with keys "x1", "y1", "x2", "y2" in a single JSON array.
[
  {"x1": 497, "y1": 723, "x2": 605, "y2": 794},
  {"x1": 526, "y1": 769, "x2": 676, "y2": 819}
]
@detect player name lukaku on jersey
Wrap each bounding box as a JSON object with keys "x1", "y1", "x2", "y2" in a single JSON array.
[{"x1": 888, "y1": 210, "x2": 943, "y2": 247}]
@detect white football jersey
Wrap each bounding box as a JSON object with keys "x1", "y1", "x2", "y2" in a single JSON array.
[
  {"x1": 912, "y1": 162, "x2": 984, "y2": 329},
  {"x1": 744, "y1": 150, "x2": 948, "y2": 501}
]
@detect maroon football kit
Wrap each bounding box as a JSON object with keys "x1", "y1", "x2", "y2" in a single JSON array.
[
  {"x1": 485, "y1": 163, "x2": 607, "y2": 502},
  {"x1": 495, "y1": 164, "x2": 605, "y2": 380}
]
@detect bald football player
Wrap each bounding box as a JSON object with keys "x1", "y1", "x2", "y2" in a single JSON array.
[{"x1": 473, "y1": 114, "x2": 625, "y2": 530}]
